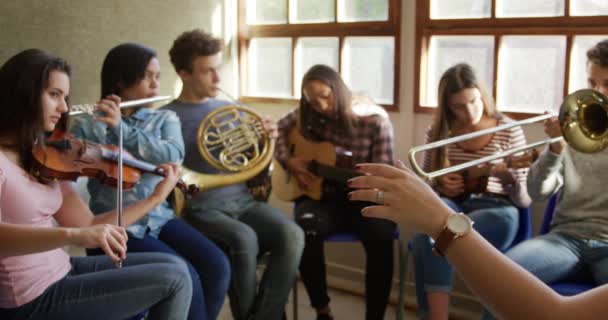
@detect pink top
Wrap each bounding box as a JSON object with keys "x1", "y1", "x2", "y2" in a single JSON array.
[{"x1": 0, "y1": 151, "x2": 71, "y2": 308}]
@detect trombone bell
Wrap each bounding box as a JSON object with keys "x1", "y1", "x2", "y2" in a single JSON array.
[{"x1": 559, "y1": 89, "x2": 608, "y2": 153}]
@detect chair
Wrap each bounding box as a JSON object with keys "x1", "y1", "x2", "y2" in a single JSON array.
[
  {"x1": 401, "y1": 206, "x2": 532, "y2": 317},
  {"x1": 292, "y1": 228, "x2": 408, "y2": 320},
  {"x1": 540, "y1": 193, "x2": 595, "y2": 295}
]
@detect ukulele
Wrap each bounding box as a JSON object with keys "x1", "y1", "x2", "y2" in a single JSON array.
[
  {"x1": 271, "y1": 128, "x2": 361, "y2": 201},
  {"x1": 442, "y1": 149, "x2": 539, "y2": 202}
]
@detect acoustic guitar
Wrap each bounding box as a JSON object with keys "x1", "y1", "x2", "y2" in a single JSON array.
[
  {"x1": 272, "y1": 128, "x2": 361, "y2": 201},
  {"x1": 444, "y1": 149, "x2": 539, "y2": 202}
]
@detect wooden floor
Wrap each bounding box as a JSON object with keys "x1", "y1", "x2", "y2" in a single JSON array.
[{"x1": 218, "y1": 280, "x2": 417, "y2": 320}]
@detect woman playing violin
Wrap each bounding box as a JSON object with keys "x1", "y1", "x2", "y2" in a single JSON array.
[
  {"x1": 0, "y1": 48, "x2": 192, "y2": 320},
  {"x1": 69, "y1": 43, "x2": 230, "y2": 320},
  {"x1": 410, "y1": 63, "x2": 532, "y2": 320}
]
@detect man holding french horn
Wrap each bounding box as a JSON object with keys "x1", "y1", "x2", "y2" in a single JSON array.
[
  {"x1": 161, "y1": 29, "x2": 304, "y2": 320},
  {"x1": 482, "y1": 39, "x2": 608, "y2": 319}
]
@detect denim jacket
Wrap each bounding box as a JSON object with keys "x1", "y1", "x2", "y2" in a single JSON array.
[{"x1": 69, "y1": 108, "x2": 185, "y2": 238}]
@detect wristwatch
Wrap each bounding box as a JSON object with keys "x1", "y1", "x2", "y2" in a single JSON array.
[{"x1": 433, "y1": 212, "x2": 474, "y2": 256}]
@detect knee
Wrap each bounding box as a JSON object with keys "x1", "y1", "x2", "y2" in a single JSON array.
[
  {"x1": 224, "y1": 226, "x2": 259, "y2": 258},
  {"x1": 296, "y1": 211, "x2": 328, "y2": 240},
  {"x1": 278, "y1": 220, "x2": 305, "y2": 255},
  {"x1": 160, "y1": 254, "x2": 193, "y2": 294}
]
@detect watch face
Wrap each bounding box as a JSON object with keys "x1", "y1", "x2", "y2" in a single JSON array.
[{"x1": 447, "y1": 214, "x2": 471, "y2": 234}]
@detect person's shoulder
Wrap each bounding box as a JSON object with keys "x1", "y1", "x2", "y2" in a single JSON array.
[
  {"x1": 494, "y1": 114, "x2": 524, "y2": 135},
  {"x1": 0, "y1": 150, "x2": 14, "y2": 182},
  {"x1": 352, "y1": 100, "x2": 390, "y2": 130},
  {"x1": 352, "y1": 96, "x2": 388, "y2": 119},
  {"x1": 150, "y1": 107, "x2": 178, "y2": 117},
  {"x1": 159, "y1": 99, "x2": 181, "y2": 111}
]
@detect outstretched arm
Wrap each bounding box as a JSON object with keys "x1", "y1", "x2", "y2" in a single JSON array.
[{"x1": 347, "y1": 162, "x2": 607, "y2": 320}]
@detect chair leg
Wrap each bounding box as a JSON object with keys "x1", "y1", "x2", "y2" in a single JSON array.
[
  {"x1": 397, "y1": 239, "x2": 407, "y2": 320},
  {"x1": 293, "y1": 279, "x2": 298, "y2": 320}
]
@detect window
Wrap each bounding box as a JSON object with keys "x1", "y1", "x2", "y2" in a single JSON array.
[
  {"x1": 416, "y1": 0, "x2": 608, "y2": 117},
  {"x1": 238, "y1": 0, "x2": 401, "y2": 110}
]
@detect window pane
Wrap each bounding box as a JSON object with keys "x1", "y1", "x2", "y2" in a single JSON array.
[
  {"x1": 292, "y1": 0, "x2": 334, "y2": 23},
  {"x1": 569, "y1": 36, "x2": 608, "y2": 93},
  {"x1": 342, "y1": 37, "x2": 394, "y2": 104},
  {"x1": 496, "y1": 0, "x2": 564, "y2": 17},
  {"x1": 294, "y1": 38, "x2": 340, "y2": 98},
  {"x1": 338, "y1": 0, "x2": 389, "y2": 22},
  {"x1": 571, "y1": 0, "x2": 608, "y2": 16},
  {"x1": 497, "y1": 36, "x2": 566, "y2": 113},
  {"x1": 247, "y1": 0, "x2": 287, "y2": 25},
  {"x1": 430, "y1": 0, "x2": 491, "y2": 19},
  {"x1": 249, "y1": 38, "x2": 292, "y2": 97},
  {"x1": 425, "y1": 36, "x2": 494, "y2": 107}
]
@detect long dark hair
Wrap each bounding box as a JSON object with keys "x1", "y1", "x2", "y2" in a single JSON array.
[
  {"x1": 0, "y1": 49, "x2": 71, "y2": 172},
  {"x1": 101, "y1": 43, "x2": 157, "y2": 98},
  {"x1": 299, "y1": 64, "x2": 356, "y2": 140},
  {"x1": 430, "y1": 63, "x2": 499, "y2": 172}
]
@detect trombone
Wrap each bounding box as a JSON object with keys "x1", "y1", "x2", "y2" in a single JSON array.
[{"x1": 408, "y1": 89, "x2": 608, "y2": 181}]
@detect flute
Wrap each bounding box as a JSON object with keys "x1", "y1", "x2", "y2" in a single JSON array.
[{"x1": 69, "y1": 95, "x2": 173, "y2": 116}]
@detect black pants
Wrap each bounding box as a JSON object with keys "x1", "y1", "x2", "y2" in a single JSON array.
[{"x1": 295, "y1": 196, "x2": 395, "y2": 320}]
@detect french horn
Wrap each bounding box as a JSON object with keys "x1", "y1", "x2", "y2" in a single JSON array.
[{"x1": 173, "y1": 90, "x2": 274, "y2": 214}]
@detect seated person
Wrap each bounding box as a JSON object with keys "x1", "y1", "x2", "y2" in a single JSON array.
[
  {"x1": 275, "y1": 64, "x2": 396, "y2": 320},
  {"x1": 161, "y1": 29, "x2": 304, "y2": 320},
  {"x1": 348, "y1": 161, "x2": 608, "y2": 320},
  {"x1": 69, "y1": 42, "x2": 231, "y2": 320},
  {"x1": 411, "y1": 63, "x2": 531, "y2": 320},
  {"x1": 0, "y1": 48, "x2": 191, "y2": 320},
  {"x1": 481, "y1": 39, "x2": 608, "y2": 319}
]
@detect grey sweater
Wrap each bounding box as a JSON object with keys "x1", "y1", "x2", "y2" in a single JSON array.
[{"x1": 527, "y1": 146, "x2": 608, "y2": 240}]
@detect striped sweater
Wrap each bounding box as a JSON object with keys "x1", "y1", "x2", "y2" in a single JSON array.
[{"x1": 422, "y1": 117, "x2": 531, "y2": 207}]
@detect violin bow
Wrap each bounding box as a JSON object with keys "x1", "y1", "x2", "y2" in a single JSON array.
[{"x1": 116, "y1": 121, "x2": 123, "y2": 268}]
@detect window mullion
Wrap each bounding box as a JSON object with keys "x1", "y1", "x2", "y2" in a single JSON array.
[
  {"x1": 564, "y1": 35, "x2": 573, "y2": 97},
  {"x1": 493, "y1": 34, "x2": 501, "y2": 108}
]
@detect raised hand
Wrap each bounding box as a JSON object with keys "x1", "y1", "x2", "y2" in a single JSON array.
[
  {"x1": 152, "y1": 163, "x2": 182, "y2": 200},
  {"x1": 347, "y1": 161, "x2": 453, "y2": 238},
  {"x1": 95, "y1": 94, "x2": 122, "y2": 128},
  {"x1": 262, "y1": 117, "x2": 278, "y2": 140},
  {"x1": 543, "y1": 111, "x2": 566, "y2": 154}
]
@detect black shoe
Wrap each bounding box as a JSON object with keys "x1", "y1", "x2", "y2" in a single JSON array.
[{"x1": 316, "y1": 314, "x2": 334, "y2": 320}]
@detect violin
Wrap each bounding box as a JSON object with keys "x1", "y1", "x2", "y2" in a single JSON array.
[
  {"x1": 32, "y1": 131, "x2": 199, "y2": 196},
  {"x1": 444, "y1": 149, "x2": 538, "y2": 202}
]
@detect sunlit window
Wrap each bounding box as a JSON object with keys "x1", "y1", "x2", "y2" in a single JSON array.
[{"x1": 240, "y1": 0, "x2": 401, "y2": 109}]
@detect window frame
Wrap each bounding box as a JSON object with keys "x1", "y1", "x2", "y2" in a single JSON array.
[
  {"x1": 415, "y1": 0, "x2": 608, "y2": 119},
  {"x1": 237, "y1": 0, "x2": 402, "y2": 111}
]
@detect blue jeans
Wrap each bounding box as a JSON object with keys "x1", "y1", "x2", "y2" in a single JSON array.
[
  {"x1": 0, "y1": 253, "x2": 192, "y2": 320},
  {"x1": 412, "y1": 195, "x2": 519, "y2": 317},
  {"x1": 482, "y1": 231, "x2": 608, "y2": 319},
  {"x1": 124, "y1": 218, "x2": 230, "y2": 320},
  {"x1": 186, "y1": 193, "x2": 305, "y2": 320}
]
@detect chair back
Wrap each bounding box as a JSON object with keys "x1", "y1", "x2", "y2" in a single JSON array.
[
  {"x1": 512, "y1": 207, "x2": 533, "y2": 246},
  {"x1": 540, "y1": 193, "x2": 559, "y2": 235}
]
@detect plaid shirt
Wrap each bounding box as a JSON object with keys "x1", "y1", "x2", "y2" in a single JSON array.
[{"x1": 275, "y1": 104, "x2": 394, "y2": 168}]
